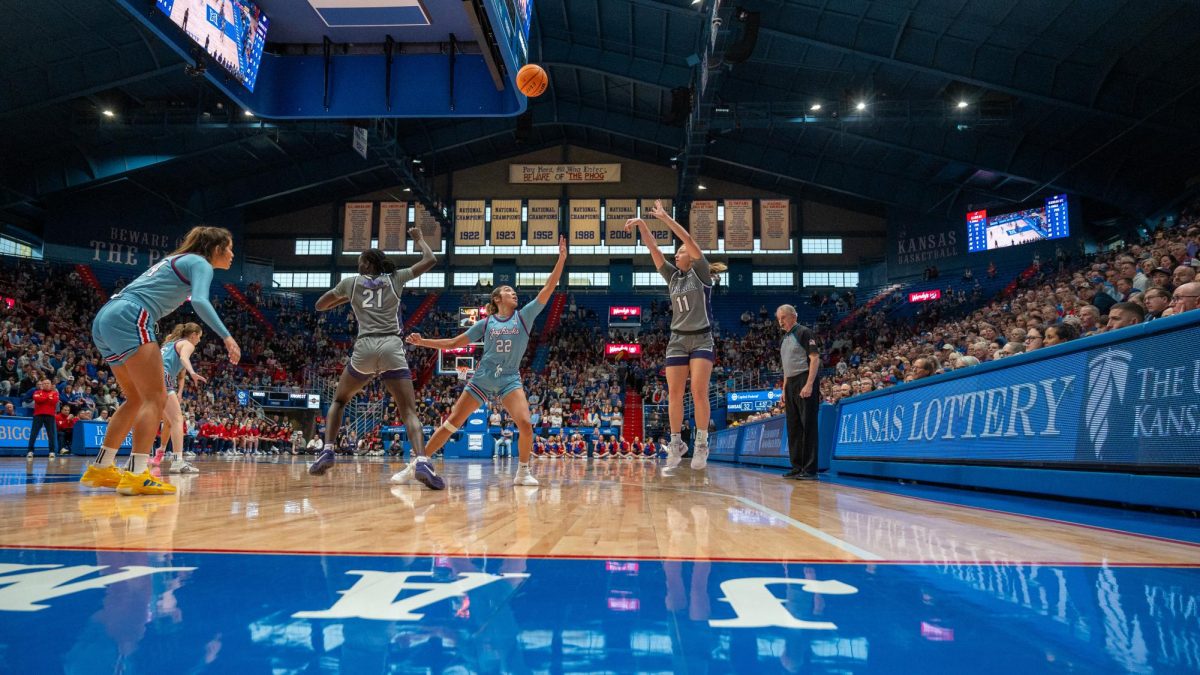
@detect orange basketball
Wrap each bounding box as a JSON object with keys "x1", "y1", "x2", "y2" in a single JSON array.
[{"x1": 516, "y1": 64, "x2": 548, "y2": 97}]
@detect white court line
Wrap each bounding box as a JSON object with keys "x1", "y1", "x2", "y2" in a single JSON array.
[{"x1": 733, "y1": 495, "x2": 883, "y2": 561}]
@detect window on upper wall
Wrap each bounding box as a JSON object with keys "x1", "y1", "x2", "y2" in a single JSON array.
[
  {"x1": 802, "y1": 271, "x2": 858, "y2": 288},
  {"x1": 801, "y1": 238, "x2": 843, "y2": 254},
  {"x1": 752, "y1": 271, "x2": 795, "y2": 287},
  {"x1": 343, "y1": 239, "x2": 446, "y2": 256},
  {"x1": 295, "y1": 239, "x2": 334, "y2": 255},
  {"x1": 0, "y1": 235, "x2": 40, "y2": 259},
  {"x1": 273, "y1": 272, "x2": 332, "y2": 289},
  {"x1": 568, "y1": 272, "x2": 609, "y2": 287},
  {"x1": 634, "y1": 272, "x2": 668, "y2": 287},
  {"x1": 454, "y1": 272, "x2": 494, "y2": 287},
  {"x1": 517, "y1": 272, "x2": 551, "y2": 287}
]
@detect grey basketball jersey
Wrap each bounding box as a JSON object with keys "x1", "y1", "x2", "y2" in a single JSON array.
[
  {"x1": 332, "y1": 268, "x2": 416, "y2": 336},
  {"x1": 658, "y1": 256, "x2": 713, "y2": 332}
]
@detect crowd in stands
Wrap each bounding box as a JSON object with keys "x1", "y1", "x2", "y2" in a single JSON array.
[
  {"x1": 3, "y1": 197, "x2": 1197, "y2": 455},
  {"x1": 820, "y1": 215, "x2": 1200, "y2": 403}
]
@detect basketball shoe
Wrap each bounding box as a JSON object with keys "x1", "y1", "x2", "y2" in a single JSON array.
[
  {"x1": 413, "y1": 458, "x2": 446, "y2": 490},
  {"x1": 116, "y1": 470, "x2": 178, "y2": 496},
  {"x1": 390, "y1": 462, "x2": 416, "y2": 485},
  {"x1": 80, "y1": 464, "x2": 125, "y2": 489},
  {"x1": 309, "y1": 448, "x2": 336, "y2": 476},
  {"x1": 513, "y1": 465, "x2": 539, "y2": 487},
  {"x1": 690, "y1": 440, "x2": 709, "y2": 470},
  {"x1": 665, "y1": 439, "x2": 687, "y2": 469}
]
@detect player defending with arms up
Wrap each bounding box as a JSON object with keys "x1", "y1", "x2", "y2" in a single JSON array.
[
  {"x1": 309, "y1": 227, "x2": 438, "y2": 476},
  {"x1": 398, "y1": 236, "x2": 568, "y2": 489},
  {"x1": 626, "y1": 200, "x2": 726, "y2": 470}
]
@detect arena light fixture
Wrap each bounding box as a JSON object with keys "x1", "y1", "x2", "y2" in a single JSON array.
[
  {"x1": 101, "y1": 109, "x2": 115, "y2": 117},
  {"x1": 698, "y1": 184, "x2": 708, "y2": 190},
  {"x1": 957, "y1": 100, "x2": 969, "y2": 109},
  {"x1": 810, "y1": 103, "x2": 821, "y2": 111},
  {"x1": 855, "y1": 101, "x2": 867, "y2": 111},
  {"x1": 244, "y1": 110, "x2": 254, "y2": 117}
]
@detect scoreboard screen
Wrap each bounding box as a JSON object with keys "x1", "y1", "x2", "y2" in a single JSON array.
[
  {"x1": 155, "y1": 0, "x2": 270, "y2": 92},
  {"x1": 966, "y1": 194, "x2": 1069, "y2": 253}
]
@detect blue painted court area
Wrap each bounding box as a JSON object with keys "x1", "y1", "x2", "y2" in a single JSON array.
[{"x1": 0, "y1": 548, "x2": 1197, "y2": 673}]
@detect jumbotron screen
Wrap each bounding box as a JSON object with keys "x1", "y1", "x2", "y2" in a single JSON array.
[
  {"x1": 155, "y1": 0, "x2": 270, "y2": 92},
  {"x1": 966, "y1": 194, "x2": 1069, "y2": 253}
]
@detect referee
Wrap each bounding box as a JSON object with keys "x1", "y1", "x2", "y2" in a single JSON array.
[{"x1": 776, "y1": 305, "x2": 820, "y2": 479}]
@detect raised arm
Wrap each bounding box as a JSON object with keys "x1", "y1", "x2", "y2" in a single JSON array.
[
  {"x1": 316, "y1": 275, "x2": 354, "y2": 311},
  {"x1": 650, "y1": 199, "x2": 703, "y2": 261},
  {"x1": 315, "y1": 290, "x2": 350, "y2": 312},
  {"x1": 625, "y1": 217, "x2": 666, "y2": 269},
  {"x1": 537, "y1": 236, "x2": 569, "y2": 306},
  {"x1": 405, "y1": 331, "x2": 473, "y2": 350},
  {"x1": 404, "y1": 227, "x2": 438, "y2": 278}
]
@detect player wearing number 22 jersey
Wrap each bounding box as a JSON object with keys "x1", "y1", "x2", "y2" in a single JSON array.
[{"x1": 400, "y1": 236, "x2": 569, "y2": 490}]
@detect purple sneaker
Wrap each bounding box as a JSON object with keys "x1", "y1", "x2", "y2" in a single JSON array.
[
  {"x1": 308, "y1": 449, "x2": 336, "y2": 476},
  {"x1": 414, "y1": 460, "x2": 446, "y2": 490}
]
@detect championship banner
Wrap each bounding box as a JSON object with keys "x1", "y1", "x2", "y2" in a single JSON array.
[
  {"x1": 454, "y1": 200, "x2": 486, "y2": 246},
  {"x1": 342, "y1": 202, "x2": 373, "y2": 253},
  {"x1": 413, "y1": 205, "x2": 443, "y2": 249},
  {"x1": 605, "y1": 199, "x2": 637, "y2": 247},
  {"x1": 509, "y1": 163, "x2": 621, "y2": 184},
  {"x1": 639, "y1": 199, "x2": 673, "y2": 246},
  {"x1": 760, "y1": 199, "x2": 791, "y2": 250},
  {"x1": 379, "y1": 202, "x2": 408, "y2": 252},
  {"x1": 527, "y1": 199, "x2": 560, "y2": 246},
  {"x1": 490, "y1": 199, "x2": 522, "y2": 246},
  {"x1": 724, "y1": 199, "x2": 754, "y2": 251},
  {"x1": 568, "y1": 199, "x2": 601, "y2": 247},
  {"x1": 689, "y1": 200, "x2": 718, "y2": 251}
]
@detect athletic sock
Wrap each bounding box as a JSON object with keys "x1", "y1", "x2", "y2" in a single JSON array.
[
  {"x1": 128, "y1": 453, "x2": 149, "y2": 474},
  {"x1": 696, "y1": 429, "x2": 709, "y2": 444},
  {"x1": 671, "y1": 433, "x2": 681, "y2": 446},
  {"x1": 94, "y1": 446, "x2": 118, "y2": 468},
  {"x1": 416, "y1": 455, "x2": 429, "y2": 463}
]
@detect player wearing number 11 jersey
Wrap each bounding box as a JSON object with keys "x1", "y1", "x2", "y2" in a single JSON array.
[
  {"x1": 626, "y1": 200, "x2": 727, "y2": 471},
  {"x1": 308, "y1": 227, "x2": 437, "y2": 476}
]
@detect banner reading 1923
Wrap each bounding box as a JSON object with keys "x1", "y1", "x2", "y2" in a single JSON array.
[{"x1": 509, "y1": 164, "x2": 621, "y2": 184}]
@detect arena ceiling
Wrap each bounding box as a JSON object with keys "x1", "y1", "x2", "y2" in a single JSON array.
[{"x1": 2, "y1": 0, "x2": 1200, "y2": 233}]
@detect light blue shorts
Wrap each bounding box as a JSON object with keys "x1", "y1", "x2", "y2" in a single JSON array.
[
  {"x1": 464, "y1": 374, "x2": 524, "y2": 405},
  {"x1": 92, "y1": 297, "x2": 157, "y2": 366}
]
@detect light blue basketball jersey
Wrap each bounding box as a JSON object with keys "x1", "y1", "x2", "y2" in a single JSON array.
[
  {"x1": 465, "y1": 300, "x2": 546, "y2": 379},
  {"x1": 161, "y1": 340, "x2": 184, "y2": 379},
  {"x1": 113, "y1": 254, "x2": 231, "y2": 338}
]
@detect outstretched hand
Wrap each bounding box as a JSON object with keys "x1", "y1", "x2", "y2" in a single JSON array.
[
  {"x1": 408, "y1": 226, "x2": 424, "y2": 242},
  {"x1": 624, "y1": 217, "x2": 645, "y2": 233},
  {"x1": 650, "y1": 199, "x2": 669, "y2": 221},
  {"x1": 406, "y1": 333, "x2": 425, "y2": 347},
  {"x1": 558, "y1": 235, "x2": 568, "y2": 258}
]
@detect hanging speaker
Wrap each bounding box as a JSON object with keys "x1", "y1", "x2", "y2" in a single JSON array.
[{"x1": 724, "y1": 9, "x2": 760, "y2": 64}]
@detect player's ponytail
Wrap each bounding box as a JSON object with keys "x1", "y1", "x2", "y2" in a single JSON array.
[
  {"x1": 171, "y1": 226, "x2": 234, "y2": 261},
  {"x1": 164, "y1": 322, "x2": 202, "y2": 343},
  {"x1": 709, "y1": 262, "x2": 728, "y2": 275},
  {"x1": 360, "y1": 249, "x2": 397, "y2": 276}
]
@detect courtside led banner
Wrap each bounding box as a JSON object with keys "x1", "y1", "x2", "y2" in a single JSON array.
[
  {"x1": 908, "y1": 290, "x2": 942, "y2": 303},
  {"x1": 609, "y1": 306, "x2": 641, "y2": 320},
  {"x1": 834, "y1": 316, "x2": 1200, "y2": 472},
  {"x1": 606, "y1": 344, "x2": 641, "y2": 357}
]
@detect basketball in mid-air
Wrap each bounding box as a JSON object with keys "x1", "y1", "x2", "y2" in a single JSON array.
[{"x1": 516, "y1": 64, "x2": 548, "y2": 97}]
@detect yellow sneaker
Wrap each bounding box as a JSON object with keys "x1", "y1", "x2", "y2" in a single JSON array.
[
  {"x1": 80, "y1": 464, "x2": 125, "y2": 489},
  {"x1": 116, "y1": 470, "x2": 178, "y2": 496}
]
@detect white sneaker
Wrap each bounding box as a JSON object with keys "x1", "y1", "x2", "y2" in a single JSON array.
[
  {"x1": 390, "y1": 463, "x2": 416, "y2": 485},
  {"x1": 690, "y1": 441, "x2": 709, "y2": 470},
  {"x1": 184, "y1": 452, "x2": 197, "y2": 459},
  {"x1": 169, "y1": 461, "x2": 200, "y2": 474},
  {"x1": 48, "y1": 451, "x2": 56, "y2": 459},
  {"x1": 26, "y1": 452, "x2": 33, "y2": 459},
  {"x1": 513, "y1": 466, "x2": 539, "y2": 486},
  {"x1": 665, "y1": 440, "x2": 686, "y2": 469}
]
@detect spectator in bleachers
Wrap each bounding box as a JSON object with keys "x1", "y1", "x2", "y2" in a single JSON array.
[
  {"x1": 1105, "y1": 302, "x2": 1145, "y2": 331},
  {"x1": 1170, "y1": 281, "x2": 1200, "y2": 315}
]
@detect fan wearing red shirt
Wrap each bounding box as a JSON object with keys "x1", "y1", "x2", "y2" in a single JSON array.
[
  {"x1": 198, "y1": 420, "x2": 217, "y2": 454},
  {"x1": 26, "y1": 379, "x2": 60, "y2": 459},
  {"x1": 55, "y1": 409, "x2": 77, "y2": 455}
]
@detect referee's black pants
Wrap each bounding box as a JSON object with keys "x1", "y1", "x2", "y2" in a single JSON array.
[
  {"x1": 784, "y1": 376, "x2": 820, "y2": 474},
  {"x1": 28, "y1": 414, "x2": 58, "y2": 456}
]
